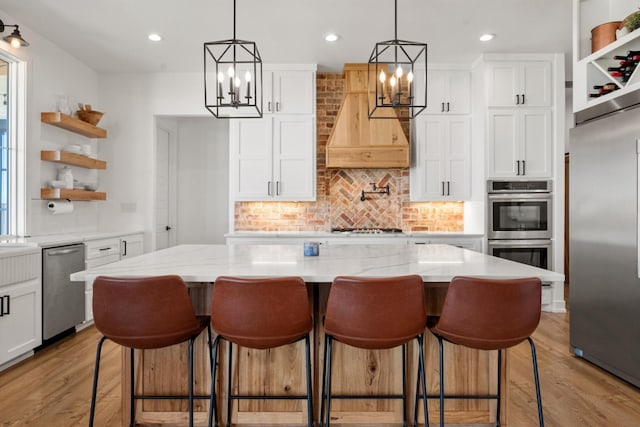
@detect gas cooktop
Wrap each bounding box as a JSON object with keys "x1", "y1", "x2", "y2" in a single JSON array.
[{"x1": 330, "y1": 228, "x2": 404, "y2": 234}]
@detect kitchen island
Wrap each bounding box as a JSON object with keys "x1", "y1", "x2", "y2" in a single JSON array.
[{"x1": 72, "y1": 244, "x2": 563, "y2": 426}]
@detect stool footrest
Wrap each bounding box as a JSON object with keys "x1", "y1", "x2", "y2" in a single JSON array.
[
  {"x1": 134, "y1": 394, "x2": 211, "y2": 400},
  {"x1": 230, "y1": 394, "x2": 309, "y2": 400},
  {"x1": 328, "y1": 394, "x2": 404, "y2": 400},
  {"x1": 418, "y1": 394, "x2": 499, "y2": 400}
]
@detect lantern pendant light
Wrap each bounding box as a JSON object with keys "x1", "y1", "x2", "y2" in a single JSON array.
[
  {"x1": 368, "y1": 0, "x2": 427, "y2": 119},
  {"x1": 204, "y1": 0, "x2": 263, "y2": 118}
]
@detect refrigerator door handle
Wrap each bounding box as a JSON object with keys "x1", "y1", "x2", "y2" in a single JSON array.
[{"x1": 637, "y1": 138, "x2": 640, "y2": 278}]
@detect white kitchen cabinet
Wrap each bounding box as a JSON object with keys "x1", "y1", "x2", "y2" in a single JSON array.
[
  {"x1": 411, "y1": 116, "x2": 471, "y2": 201},
  {"x1": 230, "y1": 116, "x2": 316, "y2": 201},
  {"x1": 120, "y1": 233, "x2": 144, "y2": 259},
  {"x1": 83, "y1": 238, "x2": 120, "y2": 323},
  {"x1": 0, "y1": 250, "x2": 41, "y2": 368},
  {"x1": 487, "y1": 109, "x2": 552, "y2": 178},
  {"x1": 423, "y1": 69, "x2": 470, "y2": 114},
  {"x1": 263, "y1": 70, "x2": 315, "y2": 115},
  {"x1": 486, "y1": 61, "x2": 552, "y2": 107}
]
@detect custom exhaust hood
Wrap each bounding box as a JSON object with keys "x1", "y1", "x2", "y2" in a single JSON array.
[{"x1": 326, "y1": 64, "x2": 410, "y2": 169}]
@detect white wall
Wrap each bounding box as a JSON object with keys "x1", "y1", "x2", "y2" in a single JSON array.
[
  {"x1": 0, "y1": 8, "x2": 101, "y2": 236},
  {"x1": 176, "y1": 118, "x2": 228, "y2": 244},
  {"x1": 97, "y1": 73, "x2": 228, "y2": 250}
]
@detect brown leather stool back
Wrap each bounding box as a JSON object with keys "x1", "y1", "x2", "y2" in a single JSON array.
[
  {"x1": 432, "y1": 276, "x2": 542, "y2": 350},
  {"x1": 324, "y1": 275, "x2": 426, "y2": 349},
  {"x1": 211, "y1": 276, "x2": 312, "y2": 349},
  {"x1": 93, "y1": 275, "x2": 204, "y2": 349}
]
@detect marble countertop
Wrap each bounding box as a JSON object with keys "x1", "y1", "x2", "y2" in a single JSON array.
[
  {"x1": 226, "y1": 231, "x2": 484, "y2": 238},
  {"x1": 0, "y1": 245, "x2": 41, "y2": 258},
  {"x1": 0, "y1": 230, "x2": 143, "y2": 248},
  {"x1": 71, "y1": 243, "x2": 563, "y2": 283}
]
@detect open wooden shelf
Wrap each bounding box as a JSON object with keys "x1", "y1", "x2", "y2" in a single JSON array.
[
  {"x1": 41, "y1": 188, "x2": 106, "y2": 201},
  {"x1": 41, "y1": 150, "x2": 107, "y2": 169},
  {"x1": 41, "y1": 112, "x2": 107, "y2": 139}
]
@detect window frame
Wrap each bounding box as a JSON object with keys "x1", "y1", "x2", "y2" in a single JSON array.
[{"x1": 0, "y1": 49, "x2": 27, "y2": 238}]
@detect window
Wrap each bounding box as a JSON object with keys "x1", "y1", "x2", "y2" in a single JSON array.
[
  {"x1": 0, "y1": 58, "x2": 9, "y2": 235},
  {"x1": 0, "y1": 52, "x2": 26, "y2": 238}
]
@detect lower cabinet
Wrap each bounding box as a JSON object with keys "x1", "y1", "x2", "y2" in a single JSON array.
[
  {"x1": 0, "y1": 251, "x2": 41, "y2": 368},
  {"x1": 83, "y1": 233, "x2": 145, "y2": 323},
  {"x1": 120, "y1": 233, "x2": 144, "y2": 259}
]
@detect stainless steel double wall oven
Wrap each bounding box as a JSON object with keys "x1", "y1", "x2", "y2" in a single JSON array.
[{"x1": 487, "y1": 180, "x2": 552, "y2": 270}]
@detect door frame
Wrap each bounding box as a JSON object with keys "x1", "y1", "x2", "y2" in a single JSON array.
[{"x1": 153, "y1": 118, "x2": 178, "y2": 250}]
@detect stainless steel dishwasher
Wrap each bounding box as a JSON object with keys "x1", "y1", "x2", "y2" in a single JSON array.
[{"x1": 42, "y1": 243, "x2": 85, "y2": 340}]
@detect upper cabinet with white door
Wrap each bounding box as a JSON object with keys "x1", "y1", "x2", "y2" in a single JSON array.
[
  {"x1": 486, "y1": 61, "x2": 552, "y2": 107},
  {"x1": 487, "y1": 109, "x2": 552, "y2": 178},
  {"x1": 230, "y1": 116, "x2": 316, "y2": 201},
  {"x1": 411, "y1": 115, "x2": 471, "y2": 201},
  {"x1": 263, "y1": 67, "x2": 315, "y2": 115},
  {"x1": 230, "y1": 65, "x2": 317, "y2": 201},
  {"x1": 484, "y1": 54, "x2": 561, "y2": 179},
  {"x1": 423, "y1": 69, "x2": 471, "y2": 114}
]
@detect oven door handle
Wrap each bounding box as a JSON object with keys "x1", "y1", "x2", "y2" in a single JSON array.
[
  {"x1": 487, "y1": 193, "x2": 551, "y2": 200},
  {"x1": 488, "y1": 239, "x2": 552, "y2": 248}
]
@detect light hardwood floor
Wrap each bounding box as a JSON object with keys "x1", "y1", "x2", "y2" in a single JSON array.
[{"x1": 1, "y1": 313, "x2": 639, "y2": 426}]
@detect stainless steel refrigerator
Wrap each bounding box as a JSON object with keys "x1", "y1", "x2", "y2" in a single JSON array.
[{"x1": 570, "y1": 104, "x2": 640, "y2": 388}]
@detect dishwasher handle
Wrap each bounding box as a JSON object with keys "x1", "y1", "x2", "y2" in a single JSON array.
[{"x1": 47, "y1": 247, "x2": 82, "y2": 256}]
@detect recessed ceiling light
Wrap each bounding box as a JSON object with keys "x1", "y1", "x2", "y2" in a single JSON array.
[
  {"x1": 324, "y1": 33, "x2": 340, "y2": 43},
  {"x1": 148, "y1": 33, "x2": 163, "y2": 42},
  {"x1": 479, "y1": 33, "x2": 495, "y2": 42}
]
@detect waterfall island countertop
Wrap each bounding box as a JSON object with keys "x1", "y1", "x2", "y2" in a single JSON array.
[{"x1": 70, "y1": 243, "x2": 563, "y2": 283}]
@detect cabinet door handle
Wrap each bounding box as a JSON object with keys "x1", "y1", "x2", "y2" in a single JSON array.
[
  {"x1": 521, "y1": 93, "x2": 526, "y2": 104},
  {"x1": 276, "y1": 101, "x2": 280, "y2": 112},
  {"x1": 276, "y1": 181, "x2": 281, "y2": 196},
  {"x1": 447, "y1": 181, "x2": 451, "y2": 196},
  {"x1": 516, "y1": 94, "x2": 520, "y2": 105},
  {"x1": 441, "y1": 181, "x2": 445, "y2": 196},
  {"x1": 122, "y1": 240, "x2": 127, "y2": 257},
  {"x1": 516, "y1": 160, "x2": 521, "y2": 175},
  {"x1": 522, "y1": 160, "x2": 526, "y2": 175},
  {"x1": 268, "y1": 181, "x2": 273, "y2": 196},
  {"x1": 446, "y1": 102, "x2": 450, "y2": 112},
  {"x1": 268, "y1": 101, "x2": 272, "y2": 112},
  {"x1": 441, "y1": 102, "x2": 445, "y2": 112},
  {"x1": 1, "y1": 295, "x2": 9, "y2": 316}
]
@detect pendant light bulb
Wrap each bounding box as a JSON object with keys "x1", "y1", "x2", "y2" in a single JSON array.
[
  {"x1": 395, "y1": 65, "x2": 403, "y2": 78},
  {"x1": 379, "y1": 70, "x2": 386, "y2": 83},
  {"x1": 390, "y1": 75, "x2": 397, "y2": 88},
  {"x1": 234, "y1": 76, "x2": 241, "y2": 88},
  {"x1": 228, "y1": 66, "x2": 235, "y2": 78},
  {"x1": 217, "y1": 72, "x2": 225, "y2": 83},
  {"x1": 407, "y1": 70, "x2": 414, "y2": 83},
  {"x1": 245, "y1": 70, "x2": 251, "y2": 82}
]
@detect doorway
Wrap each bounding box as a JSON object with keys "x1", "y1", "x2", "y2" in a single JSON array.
[{"x1": 154, "y1": 117, "x2": 229, "y2": 248}]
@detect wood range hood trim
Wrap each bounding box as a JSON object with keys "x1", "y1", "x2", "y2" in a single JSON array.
[{"x1": 326, "y1": 64, "x2": 410, "y2": 169}]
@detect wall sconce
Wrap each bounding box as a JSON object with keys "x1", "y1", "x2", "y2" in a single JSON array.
[{"x1": 0, "y1": 19, "x2": 29, "y2": 48}]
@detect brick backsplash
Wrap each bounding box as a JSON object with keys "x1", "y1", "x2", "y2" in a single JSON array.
[{"x1": 234, "y1": 71, "x2": 464, "y2": 232}]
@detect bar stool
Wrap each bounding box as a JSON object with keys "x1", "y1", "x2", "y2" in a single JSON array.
[
  {"x1": 208, "y1": 276, "x2": 313, "y2": 427},
  {"x1": 424, "y1": 276, "x2": 544, "y2": 427},
  {"x1": 89, "y1": 275, "x2": 212, "y2": 427},
  {"x1": 321, "y1": 275, "x2": 429, "y2": 427}
]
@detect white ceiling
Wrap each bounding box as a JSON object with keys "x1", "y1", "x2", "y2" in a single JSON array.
[{"x1": 0, "y1": 0, "x2": 573, "y2": 76}]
